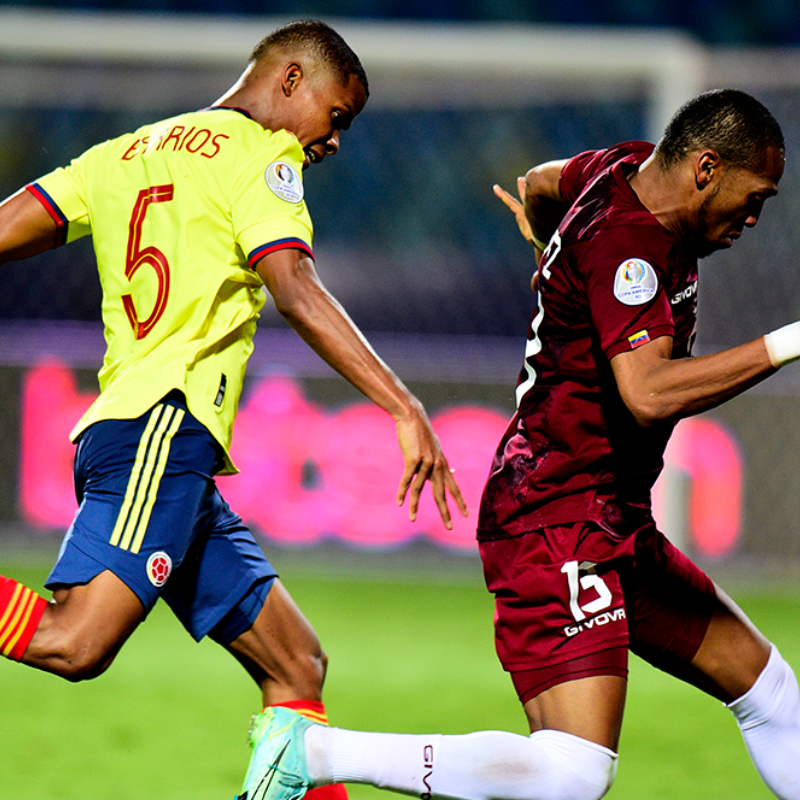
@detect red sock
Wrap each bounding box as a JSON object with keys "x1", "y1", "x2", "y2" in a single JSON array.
[
  {"x1": 0, "y1": 576, "x2": 47, "y2": 661},
  {"x1": 271, "y1": 700, "x2": 349, "y2": 800}
]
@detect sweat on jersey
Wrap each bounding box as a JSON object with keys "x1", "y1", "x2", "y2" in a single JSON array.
[
  {"x1": 478, "y1": 141, "x2": 700, "y2": 540},
  {"x1": 28, "y1": 107, "x2": 314, "y2": 473}
]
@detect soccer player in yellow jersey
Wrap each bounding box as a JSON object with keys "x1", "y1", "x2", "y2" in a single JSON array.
[{"x1": 0, "y1": 19, "x2": 466, "y2": 798}]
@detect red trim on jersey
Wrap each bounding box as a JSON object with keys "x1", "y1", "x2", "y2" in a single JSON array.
[
  {"x1": 26, "y1": 182, "x2": 68, "y2": 248},
  {"x1": 248, "y1": 238, "x2": 314, "y2": 268}
]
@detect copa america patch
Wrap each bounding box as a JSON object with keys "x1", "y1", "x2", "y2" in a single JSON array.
[
  {"x1": 265, "y1": 161, "x2": 304, "y2": 203},
  {"x1": 613, "y1": 258, "x2": 658, "y2": 306},
  {"x1": 146, "y1": 551, "x2": 173, "y2": 588}
]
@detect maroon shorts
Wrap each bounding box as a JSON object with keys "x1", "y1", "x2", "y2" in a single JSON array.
[{"x1": 479, "y1": 520, "x2": 716, "y2": 702}]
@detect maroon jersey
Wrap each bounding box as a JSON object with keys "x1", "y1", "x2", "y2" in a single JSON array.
[{"x1": 478, "y1": 141, "x2": 699, "y2": 540}]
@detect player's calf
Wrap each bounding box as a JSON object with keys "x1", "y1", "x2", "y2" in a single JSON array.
[{"x1": 727, "y1": 644, "x2": 800, "y2": 799}]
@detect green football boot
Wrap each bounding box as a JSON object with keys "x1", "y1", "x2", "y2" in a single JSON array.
[{"x1": 236, "y1": 707, "x2": 314, "y2": 800}]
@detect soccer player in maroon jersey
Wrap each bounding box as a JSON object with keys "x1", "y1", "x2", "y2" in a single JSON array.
[
  {"x1": 482, "y1": 88, "x2": 800, "y2": 796},
  {"x1": 235, "y1": 89, "x2": 800, "y2": 800}
]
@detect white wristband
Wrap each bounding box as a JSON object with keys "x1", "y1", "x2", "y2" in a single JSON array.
[{"x1": 764, "y1": 321, "x2": 800, "y2": 367}]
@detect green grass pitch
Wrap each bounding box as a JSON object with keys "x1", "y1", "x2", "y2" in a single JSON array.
[{"x1": 1, "y1": 554, "x2": 798, "y2": 799}]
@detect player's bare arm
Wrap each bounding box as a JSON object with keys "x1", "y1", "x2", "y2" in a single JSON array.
[
  {"x1": 254, "y1": 246, "x2": 468, "y2": 529},
  {"x1": 610, "y1": 333, "x2": 777, "y2": 426},
  {"x1": 522, "y1": 159, "x2": 569, "y2": 243},
  {"x1": 0, "y1": 188, "x2": 60, "y2": 264}
]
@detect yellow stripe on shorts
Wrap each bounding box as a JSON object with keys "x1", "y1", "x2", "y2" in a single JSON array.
[
  {"x1": 109, "y1": 404, "x2": 185, "y2": 552},
  {"x1": 129, "y1": 408, "x2": 184, "y2": 554}
]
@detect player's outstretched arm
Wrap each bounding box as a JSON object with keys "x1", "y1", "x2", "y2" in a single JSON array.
[
  {"x1": 610, "y1": 333, "x2": 779, "y2": 426},
  {"x1": 254, "y1": 247, "x2": 468, "y2": 529},
  {"x1": 0, "y1": 188, "x2": 60, "y2": 265}
]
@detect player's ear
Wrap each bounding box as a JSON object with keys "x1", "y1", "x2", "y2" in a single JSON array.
[
  {"x1": 282, "y1": 63, "x2": 304, "y2": 97},
  {"x1": 695, "y1": 150, "x2": 721, "y2": 190}
]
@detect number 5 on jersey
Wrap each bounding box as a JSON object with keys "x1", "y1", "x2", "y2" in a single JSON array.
[{"x1": 124, "y1": 184, "x2": 174, "y2": 340}]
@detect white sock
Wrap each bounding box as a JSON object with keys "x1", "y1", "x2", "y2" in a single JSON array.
[
  {"x1": 305, "y1": 726, "x2": 617, "y2": 800},
  {"x1": 727, "y1": 644, "x2": 800, "y2": 799}
]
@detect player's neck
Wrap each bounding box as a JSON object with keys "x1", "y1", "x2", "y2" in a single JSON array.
[
  {"x1": 212, "y1": 84, "x2": 262, "y2": 126},
  {"x1": 628, "y1": 157, "x2": 695, "y2": 241},
  {"x1": 212, "y1": 64, "x2": 281, "y2": 131}
]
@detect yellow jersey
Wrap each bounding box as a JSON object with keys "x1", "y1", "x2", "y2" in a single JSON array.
[{"x1": 28, "y1": 107, "x2": 314, "y2": 473}]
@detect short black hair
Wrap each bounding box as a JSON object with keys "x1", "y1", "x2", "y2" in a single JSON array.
[
  {"x1": 250, "y1": 20, "x2": 369, "y2": 98},
  {"x1": 654, "y1": 88, "x2": 784, "y2": 173}
]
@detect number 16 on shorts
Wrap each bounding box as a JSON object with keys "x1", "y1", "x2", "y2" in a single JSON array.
[{"x1": 561, "y1": 560, "x2": 626, "y2": 638}]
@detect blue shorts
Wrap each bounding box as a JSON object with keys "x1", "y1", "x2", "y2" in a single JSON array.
[{"x1": 46, "y1": 392, "x2": 277, "y2": 644}]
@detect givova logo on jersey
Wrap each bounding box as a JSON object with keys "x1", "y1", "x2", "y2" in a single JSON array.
[{"x1": 670, "y1": 280, "x2": 698, "y2": 305}]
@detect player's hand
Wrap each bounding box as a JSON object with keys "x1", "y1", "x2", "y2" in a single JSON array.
[
  {"x1": 394, "y1": 405, "x2": 468, "y2": 530},
  {"x1": 493, "y1": 178, "x2": 534, "y2": 247},
  {"x1": 494, "y1": 178, "x2": 542, "y2": 293}
]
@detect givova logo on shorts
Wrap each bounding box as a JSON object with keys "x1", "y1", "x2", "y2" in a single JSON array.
[{"x1": 563, "y1": 607, "x2": 627, "y2": 638}]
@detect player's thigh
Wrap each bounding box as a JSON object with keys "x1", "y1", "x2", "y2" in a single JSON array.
[
  {"x1": 481, "y1": 523, "x2": 632, "y2": 747},
  {"x1": 160, "y1": 496, "x2": 277, "y2": 643},
  {"x1": 625, "y1": 527, "x2": 768, "y2": 701},
  {"x1": 686, "y1": 585, "x2": 770, "y2": 702},
  {"x1": 481, "y1": 524, "x2": 631, "y2": 672},
  {"x1": 156, "y1": 490, "x2": 318, "y2": 696},
  {"x1": 47, "y1": 396, "x2": 222, "y2": 615},
  {"x1": 524, "y1": 674, "x2": 627, "y2": 751}
]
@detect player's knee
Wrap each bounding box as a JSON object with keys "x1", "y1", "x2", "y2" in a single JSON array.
[
  {"x1": 551, "y1": 758, "x2": 616, "y2": 800},
  {"x1": 532, "y1": 730, "x2": 618, "y2": 800},
  {"x1": 43, "y1": 629, "x2": 116, "y2": 682},
  {"x1": 58, "y1": 647, "x2": 114, "y2": 682},
  {"x1": 583, "y1": 755, "x2": 617, "y2": 800}
]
